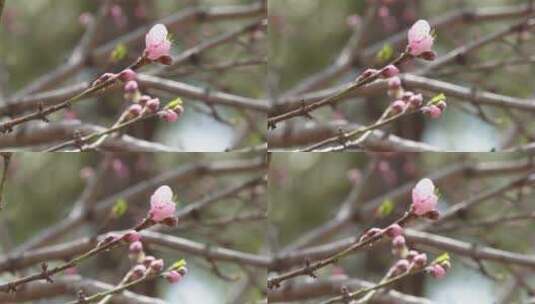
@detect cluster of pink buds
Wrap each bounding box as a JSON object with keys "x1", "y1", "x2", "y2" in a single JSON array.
[
  {"x1": 387, "y1": 77, "x2": 446, "y2": 118},
  {"x1": 122, "y1": 186, "x2": 186, "y2": 284},
  {"x1": 113, "y1": 68, "x2": 183, "y2": 122}
]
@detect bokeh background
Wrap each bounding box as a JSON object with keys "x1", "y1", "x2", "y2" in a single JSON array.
[
  {"x1": 0, "y1": 0, "x2": 266, "y2": 151},
  {"x1": 268, "y1": 0, "x2": 535, "y2": 151},
  {"x1": 0, "y1": 152, "x2": 267, "y2": 303},
  {"x1": 269, "y1": 152, "x2": 535, "y2": 303}
]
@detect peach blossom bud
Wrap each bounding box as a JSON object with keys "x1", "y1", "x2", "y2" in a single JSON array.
[
  {"x1": 123, "y1": 230, "x2": 141, "y2": 243},
  {"x1": 124, "y1": 80, "x2": 138, "y2": 93},
  {"x1": 385, "y1": 224, "x2": 403, "y2": 238},
  {"x1": 388, "y1": 76, "x2": 401, "y2": 90},
  {"x1": 392, "y1": 235, "x2": 406, "y2": 248},
  {"x1": 119, "y1": 69, "x2": 137, "y2": 82},
  {"x1": 164, "y1": 271, "x2": 182, "y2": 283},
  {"x1": 391, "y1": 100, "x2": 406, "y2": 113},
  {"x1": 159, "y1": 109, "x2": 178, "y2": 122},
  {"x1": 129, "y1": 241, "x2": 143, "y2": 253},
  {"x1": 131, "y1": 264, "x2": 147, "y2": 280},
  {"x1": 413, "y1": 253, "x2": 428, "y2": 268},
  {"x1": 382, "y1": 65, "x2": 399, "y2": 78},
  {"x1": 361, "y1": 68, "x2": 379, "y2": 79},
  {"x1": 150, "y1": 259, "x2": 164, "y2": 272},
  {"x1": 409, "y1": 94, "x2": 423, "y2": 108},
  {"x1": 146, "y1": 98, "x2": 160, "y2": 112},
  {"x1": 393, "y1": 259, "x2": 410, "y2": 274},
  {"x1": 128, "y1": 104, "x2": 143, "y2": 117},
  {"x1": 142, "y1": 256, "x2": 156, "y2": 267},
  {"x1": 422, "y1": 105, "x2": 442, "y2": 119},
  {"x1": 408, "y1": 20, "x2": 434, "y2": 56}
]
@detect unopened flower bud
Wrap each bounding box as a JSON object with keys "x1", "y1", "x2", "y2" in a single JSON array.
[
  {"x1": 359, "y1": 227, "x2": 383, "y2": 242},
  {"x1": 142, "y1": 256, "x2": 156, "y2": 268},
  {"x1": 392, "y1": 235, "x2": 406, "y2": 248},
  {"x1": 393, "y1": 259, "x2": 410, "y2": 275},
  {"x1": 422, "y1": 105, "x2": 442, "y2": 119},
  {"x1": 119, "y1": 69, "x2": 137, "y2": 82},
  {"x1": 391, "y1": 100, "x2": 406, "y2": 113},
  {"x1": 129, "y1": 241, "x2": 143, "y2": 253},
  {"x1": 164, "y1": 270, "x2": 182, "y2": 283},
  {"x1": 146, "y1": 98, "x2": 160, "y2": 112},
  {"x1": 413, "y1": 253, "x2": 428, "y2": 268},
  {"x1": 150, "y1": 259, "x2": 164, "y2": 272},
  {"x1": 427, "y1": 264, "x2": 446, "y2": 279},
  {"x1": 361, "y1": 68, "x2": 379, "y2": 79},
  {"x1": 385, "y1": 224, "x2": 403, "y2": 238},
  {"x1": 131, "y1": 264, "x2": 147, "y2": 280},
  {"x1": 128, "y1": 104, "x2": 143, "y2": 117},
  {"x1": 123, "y1": 230, "x2": 141, "y2": 243},
  {"x1": 381, "y1": 65, "x2": 400, "y2": 78},
  {"x1": 124, "y1": 80, "x2": 139, "y2": 93},
  {"x1": 388, "y1": 76, "x2": 401, "y2": 90},
  {"x1": 409, "y1": 94, "x2": 423, "y2": 108}
]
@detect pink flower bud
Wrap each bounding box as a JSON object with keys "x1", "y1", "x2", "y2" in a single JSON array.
[
  {"x1": 361, "y1": 68, "x2": 379, "y2": 79},
  {"x1": 411, "y1": 178, "x2": 438, "y2": 216},
  {"x1": 393, "y1": 259, "x2": 410, "y2": 274},
  {"x1": 159, "y1": 109, "x2": 178, "y2": 122},
  {"x1": 146, "y1": 98, "x2": 160, "y2": 113},
  {"x1": 388, "y1": 76, "x2": 401, "y2": 90},
  {"x1": 392, "y1": 235, "x2": 406, "y2": 248},
  {"x1": 139, "y1": 95, "x2": 151, "y2": 106},
  {"x1": 164, "y1": 270, "x2": 182, "y2": 283},
  {"x1": 145, "y1": 24, "x2": 172, "y2": 61},
  {"x1": 402, "y1": 91, "x2": 414, "y2": 102},
  {"x1": 422, "y1": 105, "x2": 442, "y2": 119},
  {"x1": 409, "y1": 94, "x2": 423, "y2": 108},
  {"x1": 119, "y1": 69, "x2": 137, "y2": 82},
  {"x1": 391, "y1": 100, "x2": 406, "y2": 114},
  {"x1": 131, "y1": 264, "x2": 147, "y2": 280},
  {"x1": 96, "y1": 73, "x2": 116, "y2": 84},
  {"x1": 359, "y1": 227, "x2": 383, "y2": 242},
  {"x1": 129, "y1": 241, "x2": 143, "y2": 253},
  {"x1": 382, "y1": 65, "x2": 400, "y2": 78},
  {"x1": 427, "y1": 264, "x2": 446, "y2": 279},
  {"x1": 149, "y1": 185, "x2": 176, "y2": 222},
  {"x1": 407, "y1": 20, "x2": 434, "y2": 56},
  {"x1": 436, "y1": 100, "x2": 447, "y2": 111},
  {"x1": 142, "y1": 256, "x2": 156, "y2": 267},
  {"x1": 128, "y1": 104, "x2": 143, "y2": 117},
  {"x1": 124, "y1": 80, "x2": 139, "y2": 93},
  {"x1": 407, "y1": 250, "x2": 419, "y2": 261},
  {"x1": 150, "y1": 259, "x2": 165, "y2": 272},
  {"x1": 123, "y1": 230, "x2": 141, "y2": 243},
  {"x1": 385, "y1": 224, "x2": 403, "y2": 238},
  {"x1": 413, "y1": 253, "x2": 428, "y2": 268}
]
